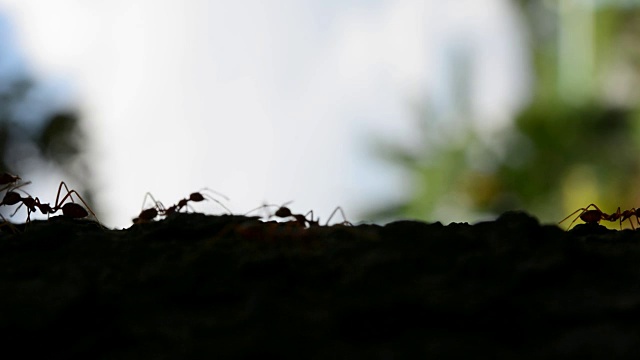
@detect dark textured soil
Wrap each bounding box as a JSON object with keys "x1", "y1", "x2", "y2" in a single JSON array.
[{"x1": 1, "y1": 211, "x2": 639, "y2": 359}]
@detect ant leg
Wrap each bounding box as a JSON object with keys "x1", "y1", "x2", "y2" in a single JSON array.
[
  {"x1": 140, "y1": 192, "x2": 164, "y2": 212},
  {"x1": 559, "y1": 204, "x2": 603, "y2": 230},
  {"x1": 56, "y1": 190, "x2": 99, "y2": 221},
  {"x1": 54, "y1": 181, "x2": 77, "y2": 206},
  {"x1": 628, "y1": 208, "x2": 639, "y2": 230},
  {"x1": 325, "y1": 206, "x2": 351, "y2": 226},
  {"x1": 10, "y1": 202, "x2": 25, "y2": 217},
  {"x1": 611, "y1": 207, "x2": 623, "y2": 230},
  {"x1": 304, "y1": 210, "x2": 316, "y2": 224},
  {"x1": 244, "y1": 203, "x2": 281, "y2": 219}
]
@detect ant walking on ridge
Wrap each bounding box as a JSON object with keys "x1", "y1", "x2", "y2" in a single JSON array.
[
  {"x1": 244, "y1": 201, "x2": 314, "y2": 227},
  {"x1": 163, "y1": 188, "x2": 231, "y2": 216},
  {"x1": 1, "y1": 181, "x2": 98, "y2": 223},
  {"x1": 559, "y1": 204, "x2": 640, "y2": 230},
  {"x1": 275, "y1": 206, "x2": 352, "y2": 227},
  {"x1": 559, "y1": 204, "x2": 616, "y2": 230},
  {"x1": 246, "y1": 202, "x2": 352, "y2": 227},
  {"x1": 133, "y1": 192, "x2": 166, "y2": 224},
  {"x1": 133, "y1": 188, "x2": 232, "y2": 224}
]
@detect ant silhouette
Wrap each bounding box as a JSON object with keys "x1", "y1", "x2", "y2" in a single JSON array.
[
  {"x1": 559, "y1": 204, "x2": 640, "y2": 230},
  {"x1": 163, "y1": 188, "x2": 231, "y2": 216},
  {"x1": 276, "y1": 204, "x2": 352, "y2": 227},
  {"x1": 245, "y1": 201, "x2": 311, "y2": 226},
  {"x1": 273, "y1": 204, "x2": 315, "y2": 227},
  {"x1": 246, "y1": 202, "x2": 351, "y2": 227},
  {"x1": 1, "y1": 181, "x2": 97, "y2": 223},
  {"x1": 133, "y1": 188, "x2": 231, "y2": 224},
  {"x1": 132, "y1": 192, "x2": 165, "y2": 224}
]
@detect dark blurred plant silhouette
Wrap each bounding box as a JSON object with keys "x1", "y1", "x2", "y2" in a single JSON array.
[
  {"x1": 0, "y1": 16, "x2": 96, "y2": 219},
  {"x1": 370, "y1": 1, "x2": 640, "y2": 227}
]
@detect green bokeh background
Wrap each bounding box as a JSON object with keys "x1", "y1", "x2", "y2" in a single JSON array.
[{"x1": 368, "y1": 1, "x2": 640, "y2": 229}]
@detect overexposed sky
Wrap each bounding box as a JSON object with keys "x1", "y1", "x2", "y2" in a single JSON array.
[{"x1": 0, "y1": 0, "x2": 530, "y2": 228}]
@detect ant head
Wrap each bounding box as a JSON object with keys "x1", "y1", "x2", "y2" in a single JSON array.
[
  {"x1": 275, "y1": 207, "x2": 293, "y2": 218},
  {"x1": 189, "y1": 192, "x2": 205, "y2": 202}
]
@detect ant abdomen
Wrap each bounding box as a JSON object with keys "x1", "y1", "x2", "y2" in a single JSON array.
[{"x1": 61, "y1": 203, "x2": 89, "y2": 219}]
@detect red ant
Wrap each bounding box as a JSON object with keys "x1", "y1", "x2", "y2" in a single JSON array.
[
  {"x1": 163, "y1": 188, "x2": 231, "y2": 216},
  {"x1": 1, "y1": 181, "x2": 97, "y2": 223},
  {"x1": 132, "y1": 192, "x2": 165, "y2": 224},
  {"x1": 273, "y1": 205, "x2": 315, "y2": 227},
  {"x1": 559, "y1": 204, "x2": 637, "y2": 230},
  {"x1": 274, "y1": 204, "x2": 352, "y2": 227},
  {"x1": 247, "y1": 202, "x2": 351, "y2": 227},
  {"x1": 245, "y1": 201, "x2": 311, "y2": 226},
  {"x1": 133, "y1": 189, "x2": 231, "y2": 224},
  {"x1": 559, "y1": 204, "x2": 614, "y2": 230}
]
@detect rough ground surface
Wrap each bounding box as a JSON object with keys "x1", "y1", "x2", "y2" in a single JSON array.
[{"x1": 1, "y1": 211, "x2": 639, "y2": 358}]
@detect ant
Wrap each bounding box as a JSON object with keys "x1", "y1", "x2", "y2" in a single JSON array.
[
  {"x1": 247, "y1": 202, "x2": 351, "y2": 227},
  {"x1": 132, "y1": 192, "x2": 165, "y2": 224},
  {"x1": 133, "y1": 189, "x2": 231, "y2": 224},
  {"x1": 559, "y1": 204, "x2": 637, "y2": 230},
  {"x1": 1, "y1": 181, "x2": 97, "y2": 223},
  {"x1": 163, "y1": 188, "x2": 231, "y2": 216},
  {"x1": 274, "y1": 204, "x2": 352, "y2": 227},
  {"x1": 273, "y1": 205, "x2": 315, "y2": 227},
  {"x1": 245, "y1": 201, "x2": 312, "y2": 227}
]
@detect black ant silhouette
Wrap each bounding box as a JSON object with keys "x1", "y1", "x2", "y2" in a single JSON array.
[
  {"x1": 1, "y1": 181, "x2": 97, "y2": 223},
  {"x1": 246, "y1": 202, "x2": 351, "y2": 227},
  {"x1": 558, "y1": 204, "x2": 640, "y2": 230},
  {"x1": 132, "y1": 192, "x2": 166, "y2": 224},
  {"x1": 133, "y1": 189, "x2": 231, "y2": 224},
  {"x1": 163, "y1": 188, "x2": 231, "y2": 216}
]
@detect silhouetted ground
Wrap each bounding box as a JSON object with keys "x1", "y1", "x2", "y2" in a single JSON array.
[{"x1": 1, "y1": 211, "x2": 639, "y2": 359}]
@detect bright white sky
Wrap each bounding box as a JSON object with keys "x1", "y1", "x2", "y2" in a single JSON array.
[{"x1": 0, "y1": 0, "x2": 530, "y2": 228}]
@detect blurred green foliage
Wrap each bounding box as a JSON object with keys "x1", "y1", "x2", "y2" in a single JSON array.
[
  {"x1": 370, "y1": 1, "x2": 640, "y2": 228},
  {"x1": 0, "y1": 59, "x2": 96, "y2": 218}
]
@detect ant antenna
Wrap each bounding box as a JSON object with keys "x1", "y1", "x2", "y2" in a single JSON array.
[
  {"x1": 194, "y1": 191, "x2": 232, "y2": 214},
  {"x1": 199, "y1": 187, "x2": 230, "y2": 201}
]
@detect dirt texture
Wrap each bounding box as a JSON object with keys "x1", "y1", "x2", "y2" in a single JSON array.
[{"x1": 1, "y1": 211, "x2": 639, "y2": 358}]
